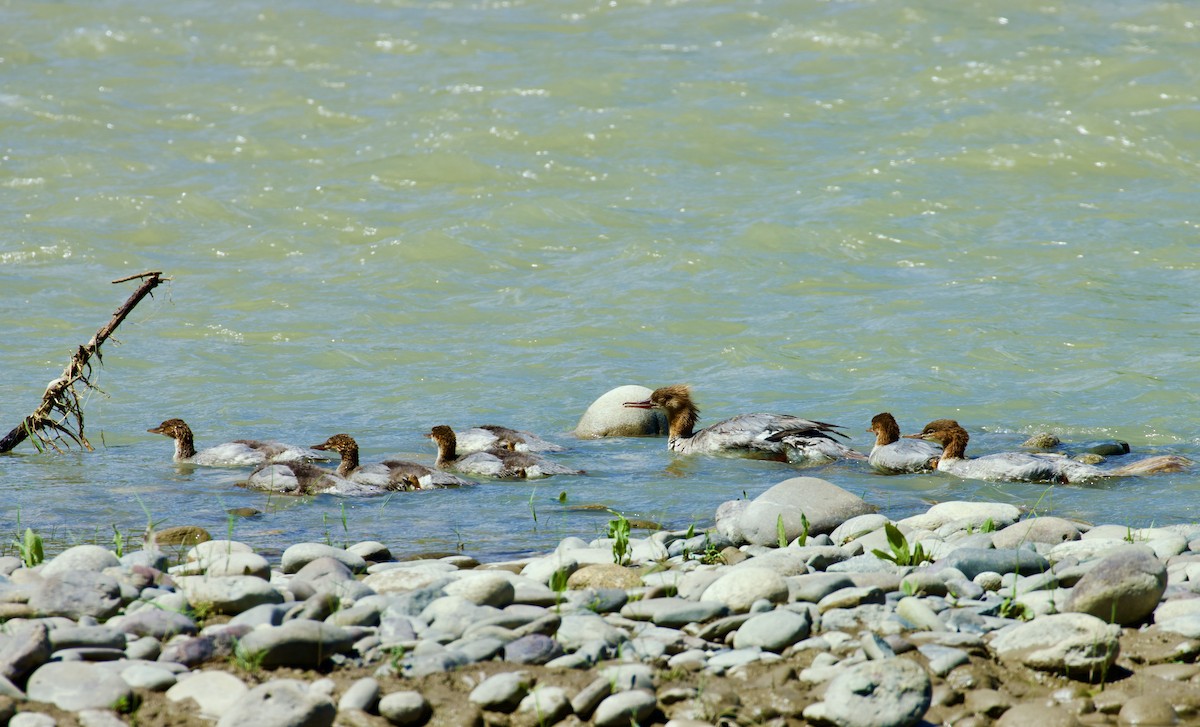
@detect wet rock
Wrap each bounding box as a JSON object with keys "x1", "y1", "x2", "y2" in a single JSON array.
[
  {"x1": 216, "y1": 679, "x2": 335, "y2": 727},
  {"x1": 989, "y1": 613, "x2": 1120, "y2": 680},
  {"x1": 575, "y1": 385, "x2": 667, "y2": 438},
  {"x1": 734, "y1": 477, "x2": 876, "y2": 546},
  {"x1": 156, "y1": 526, "x2": 213, "y2": 546},
  {"x1": 1063, "y1": 545, "x2": 1167, "y2": 625},
  {"x1": 995, "y1": 702, "x2": 1080, "y2": 726},
  {"x1": 26, "y1": 661, "x2": 133, "y2": 712}
]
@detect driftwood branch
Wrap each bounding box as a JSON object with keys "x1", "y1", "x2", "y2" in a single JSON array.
[{"x1": 0, "y1": 271, "x2": 167, "y2": 454}]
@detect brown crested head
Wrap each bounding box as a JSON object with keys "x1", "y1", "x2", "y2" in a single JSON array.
[
  {"x1": 148, "y1": 418, "x2": 190, "y2": 438},
  {"x1": 913, "y1": 419, "x2": 963, "y2": 440},
  {"x1": 311, "y1": 433, "x2": 357, "y2": 454},
  {"x1": 427, "y1": 425, "x2": 456, "y2": 444},
  {"x1": 427, "y1": 425, "x2": 458, "y2": 463},
  {"x1": 624, "y1": 384, "x2": 699, "y2": 439},
  {"x1": 868, "y1": 412, "x2": 901, "y2": 444}
]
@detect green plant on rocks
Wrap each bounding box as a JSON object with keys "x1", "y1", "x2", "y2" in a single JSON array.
[
  {"x1": 15, "y1": 527, "x2": 44, "y2": 568},
  {"x1": 872, "y1": 522, "x2": 931, "y2": 567},
  {"x1": 607, "y1": 510, "x2": 630, "y2": 566}
]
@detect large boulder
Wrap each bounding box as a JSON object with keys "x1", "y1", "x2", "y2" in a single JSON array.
[
  {"x1": 574, "y1": 385, "x2": 667, "y2": 438},
  {"x1": 1063, "y1": 545, "x2": 1166, "y2": 625},
  {"x1": 732, "y1": 477, "x2": 876, "y2": 546},
  {"x1": 989, "y1": 613, "x2": 1120, "y2": 681}
]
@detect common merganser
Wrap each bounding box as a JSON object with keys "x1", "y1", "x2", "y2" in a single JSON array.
[
  {"x1": 148, "y1": 418, "x2": 327, "y2": 467},
  {"x1": 911, "y1": 419, "x2": 1191, "y2": 484},
  {"x1": 428, "y1": 425, "x2": 584, "y2": 479},
  {"x1": 312, "y1": 433, "x2": 474, "y2": 490},
  {"x1": 623, "y1": 385, "x2": 864, "y2": 464},
  {"x1": 867, "y1": 413, "x2": 941, "y2": 474},
  {"x1": 241, "y1": 461, "x2": 372, "y2": 496},
  {"x1": 454, "y1": 425, "x2": 566, "y2": 454}
]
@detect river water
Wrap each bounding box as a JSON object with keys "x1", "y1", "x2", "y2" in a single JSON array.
[{"x1": 2, "y1": 0, "x2": 1198, "y2": 561}]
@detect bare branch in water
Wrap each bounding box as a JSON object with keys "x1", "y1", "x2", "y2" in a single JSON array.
[{"x1": 0, "y1": 271, "x2": 168, "y2": 454}]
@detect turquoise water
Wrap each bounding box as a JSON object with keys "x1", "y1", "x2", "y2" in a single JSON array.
[{"x1": 2, "y1": 0, "x2": 1198, "y2": 561}]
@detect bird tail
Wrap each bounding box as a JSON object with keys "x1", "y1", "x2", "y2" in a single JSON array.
[{"x1": 1111, "y1": 455, "x2": 1192, "y2": 476}]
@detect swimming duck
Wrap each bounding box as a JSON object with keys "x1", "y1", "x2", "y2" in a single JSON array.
[
  {"x1": 454, "y1": 425, "x2": 566, "y2": 454},
  {"x1": 910, "y1": 419, "x2": 1191, "y2": 484},
  {"x1": 623, "y1": 385, "x2": 864, "y2": 464},
  {"x1": 241, "y1": 461, "x2": 371, "y2": 496},
  {"x1": 311, "y1": 433, "x2": 474, "y2": 490},
  {"x1": 148, "y1": 418, "x2": 327, "y2": 467},
  {"x1": 428, "y1": 425, "x2": 584, "y2": 479},
  {"x1": 867, "y1": 412, "x2": 941, "y2": 474}
]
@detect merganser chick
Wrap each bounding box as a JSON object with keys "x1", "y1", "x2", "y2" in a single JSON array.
[
  {"x1": 242, "y1": 461, "x2": 371, "y2": 496},
  {"x1": 623, "y1": 385, "x2": 864, "y2": 464},
  {"x1": 428, "y1": 425, "x2": 584, "y2": 479},
  {"x1": 454, "y1": 425, "x2": 566, "y2": 454},
  {"x1": 867, "y1": 413, "x2": 941, "y2": 474},
  {"x1": 312, "y1": 433, "x2": 474, "y2": 490},
  {"x1": 148, "y1": 418, "x2": 327, "y2": 467},
  {"x1": 911, "y1": 419, "x2": 1191, "y2": 484}
]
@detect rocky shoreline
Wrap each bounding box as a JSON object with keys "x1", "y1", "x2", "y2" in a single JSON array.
[{"x1": 3, "y1": 475, "x2": 1200, "y2": 726}]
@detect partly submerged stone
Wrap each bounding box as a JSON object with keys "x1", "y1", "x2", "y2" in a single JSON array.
[{"x1": 574, "y1": 385, "x2": 667, "y2": 438}]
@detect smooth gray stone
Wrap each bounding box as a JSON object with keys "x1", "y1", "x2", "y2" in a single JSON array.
[
  {"x1": 449, "y1": 636, "x2": 506, "y2": 663},
  {"x1": 818, "y1": 586, "x2": 886, "y2": 611},
  {"x1": 503, "y1": 634, "x2": 562, "y2": 665},
  {"x1": 946, "y1": 578, "x2": 985, "y2": 600},
  {"x1": 10, "y1": 714, "x2": 56, "y2": 727},
  {"x1": 468, "y1": 670, "x2": 530, "y2": 712},
  {"x1": 326, "y1": 603, "x2": 381, "y2": 628},
  {"x1": 736, "y1": 477, "x2": 876, "y2": 546},
  {"x1": 40, "y1": 545, "x2": 121, "y2": 576},
  {"x1": 378, "y1": 614, "x2": 420, "y2": 646},
  {"x1": 120, "y1": 663, "x2": 177, "y2": 691},
  {"x1": 695, "y1": 613, "x2": 754, "y2": 642},
  {"x1": 111, "y1": 608, "x2": 199, "y2": 639},
  {"x1": 570, "y1": 676, "x2": 612, "y2": 719},
  {"x1": 51, "y1": 646, "x2": 126, "y2": 662},
  {"x1": 158, "y1": 635, "x2": 215, "y2": 667},
  {"x1": 28, "y1": 570, "x2": 122, "y2": 620},
  {"x1": 165, "y1": 669, "x2": 248, "y2": 720},
  {"x1": 289, "y1": 558, "x2": 354, "y2": 600},
  {"x1": 895, "y1": 597, "x2": 945, "y2": 631},
  {"x1": 575, "y1": 385, "x2": 667, "y2": 438},
  {"x1": 813, "y1": 657, "x2": 932, "y2": 727},
  {"x1": 216, "y1": 679, "x2": 336, "y2": 727},
  {"x1": 347, "y1": 541, "x2": 391, "y2": 562},
  {"x1": 125, "y1": 636, "x2": 161, "y2": 661},
  {"x1": 831, "y1": 515, "x2": 891, "y2": 545},
  {"x1": 176, "y1": 575, "x2": 284, "y2": 615},
  {"x1": 992, "y1": 517, "x2": 1082, "y2": 549},
  {"x1": 860, "y1": 632, "x2": 896, "y2": 660},
  {"x1": 378, "y1": 690, "x2": 430, "y2": 725},
  {"x1": 573, "y1": 588, "x2": 627, "y2": 614},
  {"x1": 917, "y1": 644, "x2": 969, "y2": 676},
  {"x1": 789, "y1": 573, "x2": 856, "y2": 603},
  {"x1": 990, "y1": 613, "x2": 1120, "y2": 679},
  {"x1": 337, "y1": 677, "x2": 380, "y2": 712},
  {"x1": 701, "y1": 567, "x2": 789, "y2": 613},
  {"x1": 235, "y1": 620, "x2": 356, "y2": 668},
  {"x1": 518, "y1": 686, "x2": 571, "y2": 724},
  {"x1": 667, "y1": 532, "x2": 733, "y2": 558},
  {"x1": 401, "y1": 650, "x2": 468, "y2": 677},
  {"x1": 281, "y1": 543, "x2": 367, "y2": 575},
  {"x1": 1063, "y1": 545, "x2": 1166, "y2": 625},
  {"x1": 592, "y1": 689, "x2": 658, "y2": 727},
  {"x1": 619, "y1": 597, "x2": 727, "y2": 627},
  {"x1": 0, "y1": 622, "x2": 51, "y2": 682},
  {"x1": 826, "y1": 555, "x2": 906, "y2": 574},
  {"x1": 732, "y1": 609, "x2": 812, "y2": 652},
  {"x1": 933, "y1": 548, "x2": 1049, "y2": 580},
  {"x1": 444, "y1": 574, "x2": 515, "y2": 607},
  {"x1": 706, "y1": 647, "x2": 765, "y2": 670},
  {"x1": 555, "y1": 613, "x2": 628, "y2": 651},
  {"x1": 600, "y1": 663, "x2": 655, "y2": 692},
  {"x1": 26, "y1": 661, "x2": 133, "y2": 712},
  {"x1": 290, "y1": 592, "x2": 339, "y2": 622}
]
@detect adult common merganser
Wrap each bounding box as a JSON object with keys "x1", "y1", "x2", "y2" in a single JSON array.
[
  {"x1": 312, "y1": 433, "x2": 474, "y2": 490},
  {"x1": 428, "y1": 425, "x2": 584, "y2": 479},
  {"x1": 241, "y1": 461, "x2": 370, "y2": 496},
  {"x1": 454, "y1": 425, "x2": 566, "y2": 454},
  {"x1": 148, "y1": 418, "x2": 327, "y2": 467},
  {"x1": 867, "y1": 413, "x2": 941, "y2": 474},
  {"x1": 911, "y1": 419, "x2": 1191, "y2": 484},
  {"x1": 623, "y1": 385, "x2": 864, "y2": 464}
]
